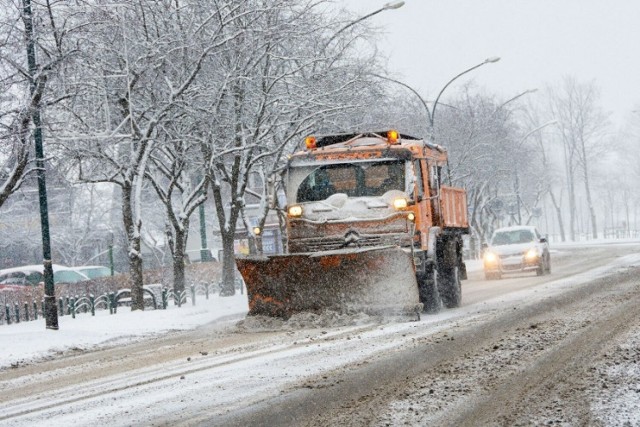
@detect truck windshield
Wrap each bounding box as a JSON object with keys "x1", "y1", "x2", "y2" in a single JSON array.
[{"x1": 294, "y1": 160, "x2": 405, "y2": 203}]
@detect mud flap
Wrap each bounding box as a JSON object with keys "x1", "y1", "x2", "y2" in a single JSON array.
[{"x1": 236, "y1": 246, "x2": 422, "y2": 319}]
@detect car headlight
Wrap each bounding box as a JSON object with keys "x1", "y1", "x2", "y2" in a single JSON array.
[
  {"x1": 525, "y1": 248, "x2": 539, "y2": 260},
  {"x1": 484, "y1": 252, "x2": 498, "y2": 263}
]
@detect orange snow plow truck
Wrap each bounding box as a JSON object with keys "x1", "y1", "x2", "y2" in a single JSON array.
[{"x1": 236, "y1": 131, "x2": 469, "y2": 318}]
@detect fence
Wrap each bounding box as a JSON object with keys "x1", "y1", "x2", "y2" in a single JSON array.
[{"x1": 0, "y1": 282, "x2": 221, "y2": 326}]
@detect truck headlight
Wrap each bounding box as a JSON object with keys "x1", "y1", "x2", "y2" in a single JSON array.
[
  {"x1": 393, "y1": 197, "x2": 408, "y2": 210},
  {"x1": 288, "y1": 205, "x2": 303, "y2": 217}
]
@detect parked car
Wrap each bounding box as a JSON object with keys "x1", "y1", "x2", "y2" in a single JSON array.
[
  {"x1": 483, "y1": 225, "x2": 551, "y2": 280},
  {"x1": 71, "y1": 265, "x2": 114, "y2": 279},
  {"x1": 0, "y1": 264, "x2": 90, "y2": 289}
]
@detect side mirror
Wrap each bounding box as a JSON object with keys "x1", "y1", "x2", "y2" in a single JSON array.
[{"x1": 540, "y1": 237, "x2": 547, "y2": 243}]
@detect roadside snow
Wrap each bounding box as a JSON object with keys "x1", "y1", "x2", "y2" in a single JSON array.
[{"x1": 0, "y1": 293, "x2": 249, "y2": 368}]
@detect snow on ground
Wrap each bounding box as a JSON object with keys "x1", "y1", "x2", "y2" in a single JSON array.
[
  {"x1": 0, "y1": 293, "x2": 249, "y2": 368},
  {"x1": 1, "y1": 240, "x2": 640, "y2": 426},
  {"x1": 2, "y1": 238, "x2": 640, "y2": 370}
]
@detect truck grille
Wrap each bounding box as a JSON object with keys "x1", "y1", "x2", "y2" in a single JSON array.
[{"x1": 290, "y1": 234, "x2": 410, "y2": 253}]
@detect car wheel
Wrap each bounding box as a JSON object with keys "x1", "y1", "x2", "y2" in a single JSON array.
[
  {"x1": 536, "y1": 260, "x2": 544, "y2": 276},
  {"x1": 485, "y1": 271, "x2": 501, "y2": 280}
]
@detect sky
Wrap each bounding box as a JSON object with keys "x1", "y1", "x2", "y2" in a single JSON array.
[{"x1": 339, "y1": 0, "x2": 640, "y2": 127}]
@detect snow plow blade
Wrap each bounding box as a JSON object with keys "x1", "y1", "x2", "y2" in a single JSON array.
[{"x1": 236, "y1": 246, "x2": 421, "y2": 319}]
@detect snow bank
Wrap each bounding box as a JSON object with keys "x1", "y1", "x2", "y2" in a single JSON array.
[{"x1": 0, "y1": 293, "x2": 249, "y2": 368}]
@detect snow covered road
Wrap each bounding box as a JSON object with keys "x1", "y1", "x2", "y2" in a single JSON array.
[{"x1": 1, "y1": 242, "x2": 639, "y2": 426}]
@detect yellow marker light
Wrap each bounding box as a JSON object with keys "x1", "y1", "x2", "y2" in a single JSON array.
[
  {"x1": 407, "y1": 212, "x2": 415, "y2": 222},
  {"x1": 484, "y1": 252, "x2": 497, "y2": 263},
  {"x1": 253, "y1": 226, "x2": 261, "y2": 235},
  {"x1": 393, "y1": 197, "x2": 408, "y2": 210},
  {"x1": 305, "y1": 136, "x2": 317, "y2": 150},
  {"x1": 288, "y1": 205, "x2": 303, "y2": 217},
  {"x1": 387, "y1": 130, "x2": 399, "y2": 144},
  {"x1": 525, "y1": 248, "x2": 538, "y2": 260}
]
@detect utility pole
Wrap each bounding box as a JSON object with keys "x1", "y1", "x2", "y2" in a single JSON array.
[{"x1": 23, "y1": 0, "x2": 58, "y2": 329}]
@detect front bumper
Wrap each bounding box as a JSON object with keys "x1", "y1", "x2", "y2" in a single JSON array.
[{"x1": 484, "y1": 254, "x2": 540, "y2": 274}]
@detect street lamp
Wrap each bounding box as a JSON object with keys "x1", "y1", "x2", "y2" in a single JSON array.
[
  {"x1": 370, "y1": 56, "x2": 500, "y2": 137},
  {"x1": 324, "y1": 1, "x2": 405, "y2": 48},
  {"x1": 492, "y1": 88, "x2": 538, "y2": 117},
  {"x1": 430, "y1": 56, "x2": 501, "y2": 128}
]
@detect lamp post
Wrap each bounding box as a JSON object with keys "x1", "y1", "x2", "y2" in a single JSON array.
[
  {"x1": 491, "y1": 88, "x2": 537, "y2": 118},
  {"x1": 108, "y1": 232, "x2": 115, "y2": 276},
  {"x1": 324, "y1": 1, "x2": 405, "y2": 49},
  {"x1": 23, "y1": 0, "x2": 58, "y2": 330},
  {"x1": 371, "y1": 57, "x2": 500, "y2": 136},
  {"x1": 430, "y1": 57, "x2": 501, "y2": 129}
]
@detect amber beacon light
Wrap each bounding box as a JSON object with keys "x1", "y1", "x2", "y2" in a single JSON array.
[
  {"x1": 387, "y1": 130, "x2": 399, "y2": 144},
  {"x1": 305, "y1": 136, "x2": 317, "y2": 149}
]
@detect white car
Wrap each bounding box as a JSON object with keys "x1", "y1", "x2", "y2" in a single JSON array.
[
  {"x1": 0, "y1": 264, "x2": 89, "y2": 288},
  {"x1": 483, "y1": 226, "x2": 551, "y2": 280},
  {"x1": 71, "y1": 265, "x2": 114, "y2": 279}
]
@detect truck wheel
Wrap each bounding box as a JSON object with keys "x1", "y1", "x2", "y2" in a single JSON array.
[
  {"x1": 439, "y1": 266, "x2": 462, "y2": 308},
  {"x1": 418, "y1": 269, "x2": 441, "y2": 314}
]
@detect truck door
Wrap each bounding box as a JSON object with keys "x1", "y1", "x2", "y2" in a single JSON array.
[
  {"x1": 427, "y1": 161, "x2": 443, "y2": 225},
  {"x1": 413, "y1": 159, "x2": 432, "y2": 250}
]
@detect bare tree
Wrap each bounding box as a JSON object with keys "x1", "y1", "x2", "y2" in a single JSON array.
[
  {"x1": 146, "y1": 136, "x2": 209, "y2": 294},
  {"x1": 0, "y1": 0, "x2": 73, "y2": 208},
  {"x1": 55, "y1": 1, "x2": 248, "y2": 309},
  {"x1": 200, "y1": 0, "x2": 385, "y2": 295},
  {"x1": 547, "y1": 77, "x2": 609, "y2": 240}
]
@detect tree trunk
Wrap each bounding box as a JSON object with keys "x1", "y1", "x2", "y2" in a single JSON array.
[
  {"x1": 567, "y1": 170, "x2": 576, "y2": 241},
  {"x1": 549, "y1": 189, "x2": 566, "y2": 242},
  {"x1": 582, "y1": 161, "x2": 598, "y2": 240},
  {"x1": 172, "y1": 225, "x2": 187, "y2": 295},
  {"x1": 129, "y1": 235, "x2": 145, "y2": 310},
  {"x1": 219, "y1": 229, "x2": 236, "y2": 296},
  {"x1": 122, "y1": 184, "x2": 145, "y2": 310}
]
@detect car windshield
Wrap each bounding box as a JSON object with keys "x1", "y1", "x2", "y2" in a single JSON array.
[
  {"x1": 54, "y1": 270, "x2": 87, "y2": 284},
  {"x1": 291, "y1": 160, "x2": 406, "y2": 203},
  {"x1": 78, "y1": 267, "x2": 111, "y2": 279},
  {"x1": 491, "y1": 229, "x2": 534, "y2": 245}
]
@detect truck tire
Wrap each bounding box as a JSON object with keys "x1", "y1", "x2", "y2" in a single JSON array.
[
  {"x1": 439, "y1": 266, "x2": 462, "y2": 308},
  {"x1": 418, "y1": 269, "x2": 441, "y2": 314}
]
